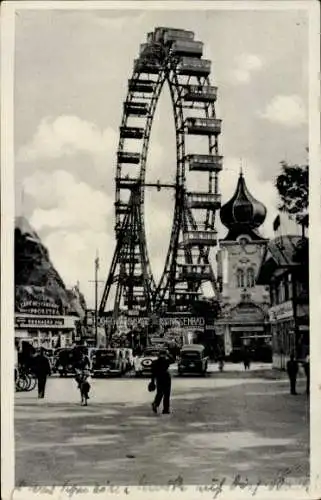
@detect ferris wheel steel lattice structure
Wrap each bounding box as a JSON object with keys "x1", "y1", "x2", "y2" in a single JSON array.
[{"x1": 99, "y1": 27, "x2": 223, "y2": 325}]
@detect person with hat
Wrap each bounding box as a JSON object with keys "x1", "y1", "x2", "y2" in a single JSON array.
[
  {"x1": 150, "y1": 350, "x2": 172, "y2": 415},
  {"x1": 33, "y1": 347, "x2": 51, "y2": 399}
]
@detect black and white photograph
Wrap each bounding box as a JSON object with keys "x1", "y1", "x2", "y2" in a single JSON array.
[{"x1": 1, "y1": 1, "x2": 320, "y2": 498}]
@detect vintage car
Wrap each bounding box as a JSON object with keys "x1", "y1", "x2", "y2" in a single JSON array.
[
  {"x1": 91, "y1": 348, "x2": 126, "y2": 377},
  {"x1": 177, "y1": 344, "x2": 208, "y2": 376},
  {"x1": 134, "y1": 347, "x2": 172, "y2": 377},
  {"x1": 55, "y1": 348, "x2": 76, "y2": 377}
]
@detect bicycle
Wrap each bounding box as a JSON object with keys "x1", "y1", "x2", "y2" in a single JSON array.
[{"x1": 15, "y1": 366, "x2": 37, "y2": 392}]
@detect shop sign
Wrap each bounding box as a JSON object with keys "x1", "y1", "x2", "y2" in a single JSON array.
[
  {"x1": 15, "y1": 315, "x2": 65, "y2": 328},
  {"x1": 269, "y1": 301, "x2": 293, "y2": 322},
  {"x1": 231, "y1": 326, "x2": 264, "y2": 332},
  {"x1": 229, "y1": 306, "x2": 264, "y2": 323},
  {"x1": 17, "y1": 300, "x2": 60, "y2": 316},
  {"x1": 150, "y1": 336, "x2": 166, "y2": 345}
]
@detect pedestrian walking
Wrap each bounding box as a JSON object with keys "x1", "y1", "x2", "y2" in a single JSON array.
[
  {"x1": 243, "y1": 348, "x2": 251, "y2": 370},
  {"x1": 33, "y1": 347, "x2": 51, "y2": 399},
  {"x1": 150, "y1": 350, "x2": 171, "y2": 415},
  {"x1": 286, "y1": 352, "x2": 299, "y2": 395},
  {"x1": 73, "y1": 348, "x2": 91, "y2": 405},
  {"x1": 304, "y1": 355, "x2": 310, "y2": 396}
]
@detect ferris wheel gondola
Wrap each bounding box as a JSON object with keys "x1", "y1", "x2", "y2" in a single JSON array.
[{"x1": 99, "y1": 27, "x2": 223, "y2": 322}]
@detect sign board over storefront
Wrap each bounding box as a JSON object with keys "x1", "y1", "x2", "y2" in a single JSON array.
[
  {"x1": 15, "y1": 314, "x2": 77, "y2": 329},
  {"x1": 229, "y1": 304, "x2": 265, "y2": 323},
  {"x1": 269, "y1": 300, "x2": 293, "y2": 322},
  {"x1": 15, "y1": 316, "x2": 64, "y2": 328},
  {"x1": 231, "y1": 325, "x2": 264, "y2": 332},
  {"x1": 17, "y1": 301, "x2": 61, "y2": 315}
]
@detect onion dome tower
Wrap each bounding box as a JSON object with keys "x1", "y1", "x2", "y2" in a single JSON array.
[{"x1": 220, "y1": 171, "x2": 267, "y2": 241}]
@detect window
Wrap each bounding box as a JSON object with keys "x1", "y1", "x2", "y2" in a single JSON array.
[
  {"x1": 279, "y1": 280, "x2": 285, "y2": 303},
  {"x1": 236, "y1": 269, "x2": 245, "y2": 288},
  {"x1": 284, "y1": 279, "x2": 289, "y2": 301},
  {"x1": 246, "y1": 268, "x2": 255, "y2": 288},
  {"x1": 288, "y1": 274, "x2": 293, "y2": 300}
]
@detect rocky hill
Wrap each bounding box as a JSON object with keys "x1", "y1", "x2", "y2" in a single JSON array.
[{"x1": 15, "y1": 216, "x2": 86, "y2": 318}]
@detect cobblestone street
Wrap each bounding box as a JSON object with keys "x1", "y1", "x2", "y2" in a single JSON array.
[{"x1": 15, "y1": 364, "x2": 309, "y2": 486}]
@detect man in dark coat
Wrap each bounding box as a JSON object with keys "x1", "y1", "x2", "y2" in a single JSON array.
[
  {"x1": 33, "y1": 348, "x2": 51, "y2": 398},
  {"x1": 150, "y1": 351, "x2": 171, "y2": 415},
  {"x1": 286, "y1": 353, "x2": 299, "y2": 395}
]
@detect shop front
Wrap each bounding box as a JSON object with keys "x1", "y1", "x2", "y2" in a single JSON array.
[
  {"x1": 269, "y1": 300, "x2": 295, "y2": 369},
  {"x1": 15, "y1": 300, "x2": 79, "y2": 349},
  {"x1": 216, "y1": 301, "x2": 270, "y2": 361}
]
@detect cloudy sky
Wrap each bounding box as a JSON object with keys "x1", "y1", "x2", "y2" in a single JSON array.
[{"x1": 14, "y1": 6, "x2": 309, "y2": 308}]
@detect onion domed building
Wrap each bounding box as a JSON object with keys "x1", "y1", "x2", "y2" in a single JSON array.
[{"x1": 215, "y1": 172, "x2": 271, "y2": 361}]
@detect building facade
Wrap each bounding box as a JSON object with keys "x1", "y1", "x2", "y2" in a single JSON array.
[
  {"x1": 15, "y1": 299, "x2": 79, "y2": 349},
  {"x1": 256, "y1": 235, "x2": 309, "y2": 369},
  {"x1": 216, "y1": 172, "x2": 271, "y2": 359}
]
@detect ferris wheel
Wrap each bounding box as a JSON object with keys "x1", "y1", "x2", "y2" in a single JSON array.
[{"x1": 99, "y1": 27, "x2": 223, "y2": 321}]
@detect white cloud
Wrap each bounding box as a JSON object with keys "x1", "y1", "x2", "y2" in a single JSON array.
[
  {"x1": 25, "y1": 170, "x2": 113, "y2": 232},
  {"x1": 259, "y1": 95, "x2": 307, "y2": 127},
  {"x1": 24, "y1": 169, "x2": 114, "y2": 308},
  {"x1": 44, "y1": 229, "x2": 113, "y2": 309},
  {"x1": 238, "y1": 54, "x2": 263, "y2": 72},
  {"x1": 230, "y1": 53, "x2": 263, "y2": 84},
  {"x1": 17, "y1": 115, "x2": 118, "y2": 162}
]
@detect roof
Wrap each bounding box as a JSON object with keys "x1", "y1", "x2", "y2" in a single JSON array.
[
  {"x1": 220, "y1": 172, "x2": 267, "y2": 240},
  {"x1": 256, "y1": 235, "x2": 307, "y2": 284}
]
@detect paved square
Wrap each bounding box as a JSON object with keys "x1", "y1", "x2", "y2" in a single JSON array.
[{"x1": 15, "y1": 365, "x2": 309, "y2": 486}]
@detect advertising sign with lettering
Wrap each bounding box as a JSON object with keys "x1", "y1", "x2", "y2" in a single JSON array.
[
  {"x1": 17, "y1": 299, "x2": 61, "y2": 316},
  {"x1": 15, "y1": 316, "x2": 65, "y2": 328},
  {"x1": 268, "y1": 301, "x2": 293, "y2": 322}
]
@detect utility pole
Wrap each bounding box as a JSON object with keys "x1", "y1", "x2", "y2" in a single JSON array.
[
  {"x1": 88, "y1": 252, "x2": 104, "y2": 347},
  {"x1": 95, "y1": 252, "x2": 99, "y2": 347}
]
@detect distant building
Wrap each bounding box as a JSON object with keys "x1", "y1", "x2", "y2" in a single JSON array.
[
  {"x1": 216, "y1": 172, "x2": 271, "y2": 360},
  {"x1": 256, "y1": 235, "x2": 309, "y2": 369}
]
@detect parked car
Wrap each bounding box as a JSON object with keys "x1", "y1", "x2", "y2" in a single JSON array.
[
  {"x1": 55, "y1": 348, "x2": 76, "y2": 377},
  {"x1": 177, "y1": 344, "x2": 208, "y2": 376},
  {"x1": 91, "y1": 348, "x2": 126, "y2": 377},
  {"x1": 134, "y1": 347, "x2": 167, "y2": 377}
]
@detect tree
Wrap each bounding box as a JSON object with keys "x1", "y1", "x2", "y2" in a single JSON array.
[{"x1": 275, "y1": 161, "x2": 308, "y2": 226}]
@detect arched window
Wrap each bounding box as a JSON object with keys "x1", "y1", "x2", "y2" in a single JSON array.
[
  {"x1": 236, "y1": 269, "x2": 245, "y2": 288},
  {"x1": 247, "y1": 268, "x2": 255, "y2": 288}
]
